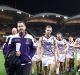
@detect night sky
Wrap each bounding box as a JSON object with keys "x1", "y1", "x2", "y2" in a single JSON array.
[{"x1": 0, "y1": 0, "x2": 80, "y2": 16}]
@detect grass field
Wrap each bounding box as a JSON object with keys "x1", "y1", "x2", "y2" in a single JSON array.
[
  {"x1": 0, "y1": 50, "x2": 79, "y2": 75},
  {"x1": 0, "y1": 51, "x2": 6, "y2": 75}
]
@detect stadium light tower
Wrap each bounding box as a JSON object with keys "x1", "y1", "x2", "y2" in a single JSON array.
[
  {"x1": 17, "y1": 11, "x2": 22, "y2": 14},
  {"x1": 15, "y1": 0, "x2": 16, "y2": 8},
  {"x1": 42, "y1": 15, "x2": 45, "y2": 18},
  {"x1": 64, "y1": 16, "x2": 68, "y2": 19},
  {"x1": 1, "y1": 9, "x2": 4, "y2": 12}
]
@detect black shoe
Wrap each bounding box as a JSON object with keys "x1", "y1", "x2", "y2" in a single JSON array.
[
  {"x1": 56, "y1": 74, "x2": 60, "y2": 75},
  {"x1": 37, "y1": 73, "x2": 42, "y2": 75}
]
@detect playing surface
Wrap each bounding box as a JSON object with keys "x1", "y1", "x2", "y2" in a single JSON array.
[
  {"x1": 0, "y1": 50, "x2": 6, "y2": 75},
  {"x1": 0, "y1": 50, "x2": 78, "y2": 75}
]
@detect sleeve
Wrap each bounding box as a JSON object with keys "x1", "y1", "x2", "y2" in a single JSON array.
[
  {"x1": 29, "y1": 35, "x2": 36, "y2": 58},
  {"x1": 8, "y1": 36, "x2": 12, "y2": 45},
  {"x1": 30, "y1": 35, "x2": 35, "y2": 46},
  {"x1": 8, "y1": 35, "x2": 15, "y2": 51},
  {"x1": 6, "y1": 36, "x2": 9, "y2": 42}
]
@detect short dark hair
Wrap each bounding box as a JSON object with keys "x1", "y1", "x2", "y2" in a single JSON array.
[
  {"x1": 56, "y1": 32, "x2": 62, "y2": 35},
  {"x1": 17, "y1": 21, "x2": 26, "y2": 25}
]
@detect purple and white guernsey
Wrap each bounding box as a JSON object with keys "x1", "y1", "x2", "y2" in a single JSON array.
[
  {"x1": 67, "y1": 42, "x2": 74, "y2": 55},
  {"x1": 56, "y1": 39, "x2": 67, "y2": 54},
  {"x1": 9, "y1": 33, "x2": 36, "y2": 63},
  {"x1": 33, "y1": 40, "x2": 38, "y2": 55},
  {"x1": 2, "y1": 35, "x2": 13, "y2": 56},
  {"x1": 42, "y1": 36, "x2": 55, "y2": 56},
  {"x1": 75, "y1": 38, "x2": 80, "y2": 53}
]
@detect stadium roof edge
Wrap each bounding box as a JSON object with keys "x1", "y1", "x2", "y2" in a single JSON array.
[
  {"x1": 64, "y1": 14, "x2": 80, "y2": 24},
  {"x1": 0, "y1": 5, "x2": 30, "y2": 15}
]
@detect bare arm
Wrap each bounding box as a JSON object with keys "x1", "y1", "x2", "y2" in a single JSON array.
[
  {"x1": 37, "y1": 37, "x2": 43, "y2": 61},
  {"x1": 64, "y1": 39, "x2": 68, "y2": 54},
  {"x1": 54, "y1": 39, "x2": 60, "y2": 62}
]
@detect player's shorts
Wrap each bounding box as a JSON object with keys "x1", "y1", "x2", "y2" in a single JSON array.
[
  {"x1": 42, "y1": 55, "x2": 55, "y2": 66},
  {"x1": 66, "y1": 53, "x2": 73, "y2": 59},
  {"x1": 32, "y1": 55, "x2": 38, "y2": 61},
  {"x1": 58, "y1": 54, "x2": 66, "y2": 62}
]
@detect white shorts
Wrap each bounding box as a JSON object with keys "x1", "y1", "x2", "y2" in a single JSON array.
[
  {"x1": 42, "y1": 55, "x2": 55, "y2": 66},
  {"x1": 32, "y1": 55, "x2": 38, "y2": 61},
  {"x1": 66, "y1": 54, "x2": 73, "y2": 59},
  {"x1": 58, "y1": 54, "x2": 66, "y2": 62}
]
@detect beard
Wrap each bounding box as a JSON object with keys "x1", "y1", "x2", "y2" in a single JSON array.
[{"x1": 19, "y1": 30, "x2": 26, "y2": 37}]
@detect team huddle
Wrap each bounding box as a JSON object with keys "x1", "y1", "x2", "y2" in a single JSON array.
[
  {"x1": 32, "y1": 25, "x2": 80, "y2": 75},
  {"x1": 2, "y1": 21, "x2": 80, "y2": 75}
]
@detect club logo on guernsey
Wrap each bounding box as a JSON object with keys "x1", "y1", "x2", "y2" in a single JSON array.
[
  {"x1": 69, "y1": 46, "x2": 73, "y2": 51},
  {"x1": 56, "y1": 39, "x2": 66, "y2": 54},
  {"x1": 25, "y1": 38, "x2": 32, "y2": 45},
  {"x1": 76, "y1": 38, "x2": 80, "y2": 53},
  {"x1": 42, "y1": 36, "x2": 55, "y2": 56},
  {"x1": 13, "y1": 38, "x2": 21, "y2": 42},
  {"x1": 26, "y1": 39, "x2": 30, "y2": 44},
  {"x1": 58, "y1": 44, "x2": 64, "y2": 51}
]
